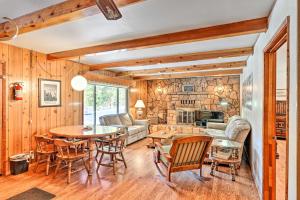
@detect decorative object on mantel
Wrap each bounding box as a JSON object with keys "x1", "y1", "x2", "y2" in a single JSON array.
[
  {"x1": 38, "y1": 79, "x2": 61, "y2": 107},
  {"x1": 135, "y1": 100, "x2": 145, "y2": 119},
  {"x1": 0, "y1": 17, "x2": 19, "y2": 41},
  {"x1": 242, "y1": 73, "x2": 253, "y2": 110}
]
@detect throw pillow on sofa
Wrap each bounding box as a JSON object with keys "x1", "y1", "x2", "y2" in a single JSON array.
[
  {"x1": 119, "y1": 113, "x2": 133, "y2": 126},
  {"x1": 104, "y1": 115, "x2": 122, "y2": 125}
]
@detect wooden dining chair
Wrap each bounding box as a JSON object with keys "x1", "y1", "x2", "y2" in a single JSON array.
[
  {"x1": 154, "y1": 135, "x2": 213, "y2": 182},
  {"x1": 96, "y1": 133, "x2": 128, "y2": 175},
  {"x1": 34, "y1": 135, "x2": 57, "y2": 175},
  {"x1": 95, "y1": 135, "x2": 112, "y2": 163},
  {"x1": 53, "y1": 139, "x2": 88, "y2": 183}
]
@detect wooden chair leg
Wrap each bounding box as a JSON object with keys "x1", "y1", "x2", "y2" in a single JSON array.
[
  {"x1": 46, "y1": 155, "x2": 51, "y2": 176},
  {"x1": 96, "y1": 153, "x2": 104, "y2": 172},
  {"x1": 112, "y1": 155, "x2": 116, "y2": 175},
  {"x1": 167, "y1": 165, "x2": 172, "y2": 182},
  {"x1": 210, "y1": 161, "x2": 215, "y2": 176},
  {"x1": 82, "y1": 158, "x2": 88, "y2": 173},
  {"x1": 53, "y1": 159, "x2": 62, "y2": 179},
  {"x1": 235, "y1": 164, "x2": 239, "y2": 175},
  {"x1": 230, "y1": 164, "x2": 235, "y2": 181},
  {"x1": 95, "y1": 151, "x2": 99, "y2": 163},
  {"x1": 199, "y1": 168, "x2": 202, "y2": 177},
  {"x1": 120, "y1": 152, "x2": 127, "y2": 168},
  {"x1": 67, "y1": 161, "x2": 72, "y2": 184},
  {"x1": 215, "y1": 162, "x2": 219, "y2": 171},
  {"x1": 34, "y1": 154, "x2": 40, "y2": 173},
  {"x1": 153, "y1": 150, "x2": 160, "y2": 164}
]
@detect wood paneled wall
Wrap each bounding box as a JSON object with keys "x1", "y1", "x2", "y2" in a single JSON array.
[
  {"x1": 0, "y1": 43, "x2": 85, "y2": 175},
  {"x1": 129, "y1": 80, "x2": 148, "y2": 119}
]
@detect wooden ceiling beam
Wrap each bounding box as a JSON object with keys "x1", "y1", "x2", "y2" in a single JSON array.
[
  {"x1": 116, "y1": 61, "x2": 246, "y2": 76},
  {"x1": 83, "y1": 71, "x2": 134, "y2": 86},
  {"x1": 47, "y1": 17, "x2": 267, "y2": 60},
  {"x1": 133, "y1": 69, "x2": 243, "y2": 80},
  {"x1": 0, "y1": 0, "x2": 142, "y2": 38},
  {"x1": 90, "y1": 47, "x2": 253, "y2": 70}
]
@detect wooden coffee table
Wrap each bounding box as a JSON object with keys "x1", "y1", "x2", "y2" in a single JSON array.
[{"x1": 147, "y1": 131, "x2": 174, "y2": 148}]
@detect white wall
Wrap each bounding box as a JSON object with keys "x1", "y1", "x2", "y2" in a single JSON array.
[
  {"x1": 240, "y1": 0, "x2": 298, "y2": 199},
  {"x1": 276, "y1": 42, "x2": 287, "y2": 100}
]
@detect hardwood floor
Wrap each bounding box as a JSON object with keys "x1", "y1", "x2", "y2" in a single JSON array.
[
  {"x1": 276, "y1": 140, "x2": 287, "y2": 200},
  {"x1": 0, "y1": 139, "x2": 259, "y2": 200}
]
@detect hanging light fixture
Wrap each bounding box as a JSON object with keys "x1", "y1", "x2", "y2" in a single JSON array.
[
  {"x1": 71, "y1": 75, "x2": 87, "y2": 91},
  {"x1": 71, "y1": 56, "x2": 87, "y2": 91}
]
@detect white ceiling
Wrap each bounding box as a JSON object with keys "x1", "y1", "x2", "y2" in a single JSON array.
[{"x1": 1, "y1": 0, "x2": 275, "y2": 75}]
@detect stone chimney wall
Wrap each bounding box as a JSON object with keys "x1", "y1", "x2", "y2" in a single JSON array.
[{"x1": 147, "y1": 76, "x2": 240, "y2": 125}]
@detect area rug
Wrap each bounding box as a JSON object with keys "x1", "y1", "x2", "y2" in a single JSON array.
[{"x1": 7, "y1": 187, "x2": 55, "y2": 200}]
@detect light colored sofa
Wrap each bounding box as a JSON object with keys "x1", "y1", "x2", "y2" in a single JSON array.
[
  {"x1": 204, "y1": 115, "x2": 251, "y2": 165},
  {"x1": 99, "y1": 113, "x2": 149, "y2": 145}
]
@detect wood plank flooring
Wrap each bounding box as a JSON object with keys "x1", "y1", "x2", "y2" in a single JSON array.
[
  {"x1": 0, "y1": 139, "x2": 259, "y2": 200},
  {"x1": 276, "y1": 140, "x2": 287, "y2": 200}
]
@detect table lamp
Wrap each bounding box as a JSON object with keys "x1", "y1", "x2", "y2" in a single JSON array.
[{"x1": 135, "y1": 99, "x2": 145, "y2": 119}]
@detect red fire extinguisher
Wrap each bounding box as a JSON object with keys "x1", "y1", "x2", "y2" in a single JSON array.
[{"x1": 14, "y1": 82, "x2": 23, "y2": 100}]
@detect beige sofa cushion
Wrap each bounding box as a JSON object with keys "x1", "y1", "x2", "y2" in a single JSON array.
[
  {"x1": 128, "y1": 125, "x2": 146, "y2": 135},
  {"x1": 224, "y1": 118, "x2": 251, "y2": 140},
  {"x1": 205, "y1": 129, "x2": 228, "y2": 140},
  {"x1": 119, "y1": 113, "x2": 133, "y2": 126}
]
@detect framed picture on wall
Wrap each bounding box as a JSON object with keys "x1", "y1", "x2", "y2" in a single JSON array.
[
  {"x1": 38, "y1": 79, "x2": 61, "y2": 107},
  {"x1": 182, "y1": 85, "x2": 194, "y2": 92}
]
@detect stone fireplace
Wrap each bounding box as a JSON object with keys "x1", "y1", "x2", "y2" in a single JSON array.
[
  {"x1": 147, "y1": 76, "x2": 240, "y2": 127},
  {"x1": 176, "y1": 108, "x2": 195, "y2": 125}
]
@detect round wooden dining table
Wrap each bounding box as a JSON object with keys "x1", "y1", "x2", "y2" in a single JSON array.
[{"x1": 49, "y1": 125, "x2": 120, "y2": 176}]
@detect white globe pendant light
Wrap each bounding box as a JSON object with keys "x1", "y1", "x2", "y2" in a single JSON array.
[{"x1": 71, "y1": 75, "x2": 87, "y2": 91}]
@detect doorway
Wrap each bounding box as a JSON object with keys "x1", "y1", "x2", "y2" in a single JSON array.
[{"x1": 263, "y1": 18, "x2": 289, "y2": 200}]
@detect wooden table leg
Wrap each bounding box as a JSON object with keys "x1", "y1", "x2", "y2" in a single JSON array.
[
  {"x1": 147, "y1": 138, "x2": 156, "y2": 148},
  {"x1": 88, "y1": 138, "x2": 93, "y2": 176}
]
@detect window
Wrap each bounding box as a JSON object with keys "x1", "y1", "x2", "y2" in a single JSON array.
[{"x1": 84, "y1": 84, "x2": 128, "y2": 126}]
